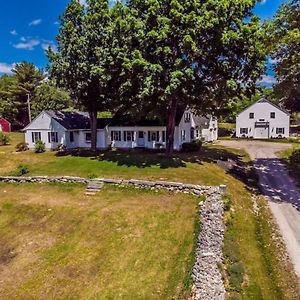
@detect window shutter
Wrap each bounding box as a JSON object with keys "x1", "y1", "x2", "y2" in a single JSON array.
[
  {"x1": 32, "y1": 132, "x2": 34, "y2": 142},
  {"x1": 48, "y1": 132, "x2": 50, "y2": 143},
  {"x1": 156, "y1": 131, "x2": 159, "y2": 142},
  {"x1": 123, "y1": 131, "x2": 126, "y2": 141},
  {"x1": 148, "y1": 131, "x2": 150, "y2": 142},
  {"x1": 111, "y1": 131, "x2": 113, "y2": 141},
  {"x1": 162, "y1": 131, "x2": 166, "y2": 142}
]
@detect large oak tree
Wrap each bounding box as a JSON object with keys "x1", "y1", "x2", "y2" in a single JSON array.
[{"x1": 126, "y1": 0, "x2": 266, "y2": 153}]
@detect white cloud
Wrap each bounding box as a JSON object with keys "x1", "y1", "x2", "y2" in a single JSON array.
[
  {"x1": 260, "y1": 0, "x2": 267, "y2": 4},
  {"x1": 79, "y1": 0, "x2": 87, "y2": 5},
  {"x1": 13, "y1": 39, "x2": 40, "y2": 50},
  {"x1": 268, "y1": 57, "x2": 280, "y2": 65},
  {"x1": 0, "y1": 62, "x2": 16, "y2": 74},
  {"x1": 257, "y1": 75, "x2": 277, "y2": 85},
  {"x1": 29, "y1": 19, "x2": 42, "y2": 26},
  {"x1": 41, "y1": 42, "x2": 57, "y2": 53},
  {"x1": 20, "y1": 36, "x2": 26, "y2": 42},
  {"x1": 10, "y1": 29, "x2": 17, "y2": 35}
]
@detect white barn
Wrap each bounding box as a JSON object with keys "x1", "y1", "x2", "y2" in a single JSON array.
[
  {"x1": 236, "y1": 98, "x2": 290, "y2": 139},
  {"x1": 24, "y1": 108, "x2": 218, "y2": 151}
]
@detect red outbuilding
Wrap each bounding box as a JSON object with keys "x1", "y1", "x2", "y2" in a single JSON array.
[{"x1": 0, "y1": 117, "x2": 11, "y2": 133}]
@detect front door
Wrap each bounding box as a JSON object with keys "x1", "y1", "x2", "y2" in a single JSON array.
[
  {"x1": 255, "y1": 127, "x2": 269, "y2": 139},
  {"x1": 137, "y1": 131, "x2": 145, "y2": 146}
]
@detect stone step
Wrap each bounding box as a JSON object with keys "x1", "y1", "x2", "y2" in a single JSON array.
[{"x1": 85, "y1": 181, "x2": 104, "y2": 195}]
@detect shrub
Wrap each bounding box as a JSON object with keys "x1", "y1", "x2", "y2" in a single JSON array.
[
  {"x1": 10, "y1": 164, "x2": 29, "y2": 176},
  {"x1": 15, "y1": 142, "x2": 29, "y2": 152},
  {"x1": 181, "y1": 141, "x2": 201, "y2": 152},
  {"x1": 290, "y1": 148, "x2": 300, "y2": 165},
  {"x1": 0, "y1": 132, "x2": 10, "y2": 145},
  {"x1": 87, "y1": 173, "x2": 98, "y2": 179},
  {"x1": 34, "y1": 140, "x2": 45, "y2": 153},
  {"x1": 228, "y1": 262, "x2": 245, "y2": 291}
]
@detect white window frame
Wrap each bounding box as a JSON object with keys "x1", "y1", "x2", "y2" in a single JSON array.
[
  {"x1": 181, "y1": 130, "x2": 186, "y2": 141},
  {"x1": 48, "y1": 132, "x2": 58, "y2": 143},
  {"x1": 85, "y1": 132, "x2": 91, "y2": 143},
  {"x1": 276, "y1": 127, "x2": 284, "y2": 134},
  {"x1": 111, "y1": 130, "x2": 121, "y2": 141},
  {"x1": 240, "y1": 128, "x2": 248, "y2": 134},
  {"x1": 32, "y1": 132, "x2": 41, "y2": 143},
  {"x1": 184, "y1": 113, "x2": 191, "y2": 123},
  {"x1": 124, "y1": 131, "x2": 134, "y2": 142}
]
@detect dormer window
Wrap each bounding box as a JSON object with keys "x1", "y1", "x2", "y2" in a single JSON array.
[
  {"x1": 270, "y1": 112, "x2": 275, "y2": 119},
  {"x1": 184, "y1": 113, "x2": 191, "y2": 123},
  {"x1": 249, "y1": 113, "x2": 254, "y2": 119}
]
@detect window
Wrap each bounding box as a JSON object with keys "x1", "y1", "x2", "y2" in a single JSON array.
[
  {"x1": 148, "y1": 131, "x2": 159, "y2": 142},
  {"x1": 276, "y1": 128, "x2": 285, "y2": 134},
  {"x1": 181, "y1": 130, "x2": 186, "y2": 141},
  {"x1": 123, "y1": 131, "x2": 134, "y2": 141},
  {"x1": 184, "y1": 113, "x2": 191, "y2": 123},
  {"x1": 195, "y1": 129, "x2": 200, "y2": 139},
  {"x1": 270, "y1": 112, "x2": 275, "y2": 119},
  {"x1": 70, "y1": 131, "x2": 74, "y2": 143},
  {"x1": 249, "y1": 113, "x2": 254, "y2": 119},
  {"x1": 190, "y1": 128, "x2": 195, "y2": 140},
  {"x1": 240, "y1": 128, "x2": 248, "y2": 134},
  {"x1": 111, "y1": 131, "x2": 121, "y2": 141},
  {"x1": 48, "y1": 132, "x2": 58, "y2": 143},
  {"x1": 162, "y1": 131, "x2": 166, "y2": 142},
  {"x1": 85, "y1": 132, "x2": 91, "y2": 142},
  {"x1": 32, "y1": 132, "x2": 41, "y2": 143}
]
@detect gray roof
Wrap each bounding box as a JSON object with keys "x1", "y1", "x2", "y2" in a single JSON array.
[
  {"x1": 193, "y1": 115, "x2": 211, "y2": 129},
  {"x1": 45, "y1": 111, "x2": 110, "y2": 130},
  {"x1": 237, "y1": 98, "x2": 290, "y2": 116}
]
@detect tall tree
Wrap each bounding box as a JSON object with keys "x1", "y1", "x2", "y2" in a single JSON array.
[
  {"x1": 0, "y1": 75, "x2": 18, "y2": 123},
  {"x1": 126, "y1": 0, "x2": 266, "y2": 153},
  {"x1": 31, "y1": 81, "x2": 71, "y2": 117},
  {"x1": 268, "y1": 0, "x2": 300, "y2": 112},
  {"x1": 11, "y1": 62, "x2": 45, "y2": 126},
  {"x1": 48, "y1": 0, "x2": 117, "y2": 151}
]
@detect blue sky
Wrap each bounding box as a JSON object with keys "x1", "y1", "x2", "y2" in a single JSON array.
[{"x1": 0, "y1": 0, "x2": 287, "y2": 84}]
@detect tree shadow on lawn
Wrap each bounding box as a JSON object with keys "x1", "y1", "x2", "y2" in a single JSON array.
[{"x1": 89, "y1": 146, "x2": 249, "y2": 170}]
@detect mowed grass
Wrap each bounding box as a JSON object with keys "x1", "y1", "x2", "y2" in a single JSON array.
[
  {"x1": 0, "y1": 133, "x2": 299, "y2": 299},
  {"x1": 0, "y1": 183, "x2": 198, "y2": 299}
]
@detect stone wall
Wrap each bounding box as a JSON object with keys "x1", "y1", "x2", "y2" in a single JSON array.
[{"x1": 0, "y1": 176, "x2": 226, "y2": 299}]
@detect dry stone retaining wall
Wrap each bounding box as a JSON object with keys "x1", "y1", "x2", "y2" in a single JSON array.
[{"x1": 0, "y1": 176, "x2": 225, "y2": 299}]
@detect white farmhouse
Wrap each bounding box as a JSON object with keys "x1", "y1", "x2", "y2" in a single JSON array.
[
  {"x1": 24, "y1": 108, "x2": 218, "y2": 151},
  {"x1": 236, "y1": 98, "x2": 290, "y2": 139}
]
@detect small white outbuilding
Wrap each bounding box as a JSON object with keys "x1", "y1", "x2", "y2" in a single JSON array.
[{"x1": 236, "y1": 98, "x2": 290, "y2": 139}]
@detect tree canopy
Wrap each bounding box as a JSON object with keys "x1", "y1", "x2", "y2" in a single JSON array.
[
  {"x1": 268, "y1": 0, "x2": 300, "y2": 112},
  {"x1": 48, "y1": 0, "x2": 119, "y2": 151},
  {"x1": 123, "y1": 0, "x2": 266, "y2": 152}
]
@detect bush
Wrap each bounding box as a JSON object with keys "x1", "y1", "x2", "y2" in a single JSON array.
[
  {"x1": 290, "y1": 148, "x2": 300, "y2": 165},
  {"x1": 228, "y1": 262, "x2": 245, "y2": 291},
  {"x1": 34, "y1": 140, "x2": 45, "y2": 153},
  {"x1": 10, "y1": 164, "x2": 29, "y2": 176},
  {"x1": 0, "y1": 132, "x2": 10, "y2": 145},
  {"x1": 15, "y1": 142, "x2": 29, "y2": 152},
  {"x1": 87, "y1": 173, "x2": 98, "y2": 179},
  {"x1": 181, "y1": 141, "x2": 201, "y2": 152}
]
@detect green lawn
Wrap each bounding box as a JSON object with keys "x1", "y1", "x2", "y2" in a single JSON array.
[
  {"x1": 0, "y1": 132, "x2": 299, "y2": 299},
  {"x1": 0, "y1": 183, "x2": 198, "y2": 299}
]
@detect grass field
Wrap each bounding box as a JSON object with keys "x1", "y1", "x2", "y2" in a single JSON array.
[
  {"x1": 0, "y1": 132, "x2": 299, "y2": 299},
  {"x1": 0, "y1": 183, "x2": 198, "y2": 299}
]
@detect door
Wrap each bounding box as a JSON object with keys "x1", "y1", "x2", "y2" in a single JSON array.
[
  {"x1": 254, "y1": 127, "x2": 269, "y2": 139},
  {"x1": 137, "y1": 131, "x2": 145, "y2": 146}
]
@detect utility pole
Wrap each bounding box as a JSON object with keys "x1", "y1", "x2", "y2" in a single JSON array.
[{"x1": 27, "y1": 93, "x2": 32, "y2": 123}]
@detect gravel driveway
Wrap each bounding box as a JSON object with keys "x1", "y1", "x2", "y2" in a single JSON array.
[{"x1": 218, "y1": 140, "x2": 300, "y2": 279}]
